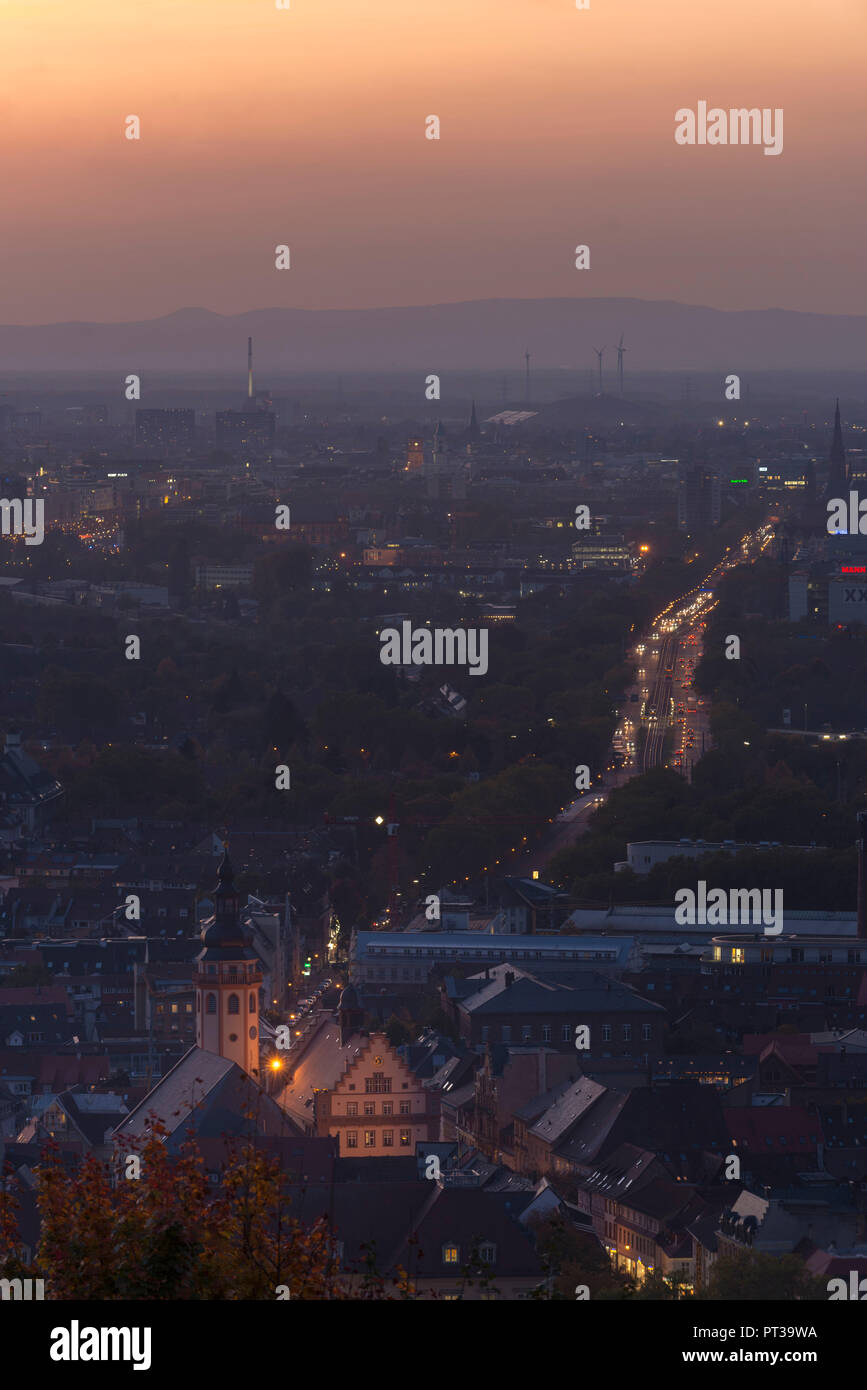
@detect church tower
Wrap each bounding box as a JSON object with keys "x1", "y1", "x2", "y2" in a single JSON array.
[{"x1": 195, "y1": 849, "x2": 263, "y2": 1077}]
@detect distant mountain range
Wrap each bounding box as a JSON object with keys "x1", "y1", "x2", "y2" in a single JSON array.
[{"x1": 0, "y1": 298, "x2": 865, "y2": 373}]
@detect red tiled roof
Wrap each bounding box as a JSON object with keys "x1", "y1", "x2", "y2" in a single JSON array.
[{"x1": 727, "y1": 1107, "x2": 822, "y2": 1150}]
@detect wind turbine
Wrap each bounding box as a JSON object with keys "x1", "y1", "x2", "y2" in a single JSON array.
[
  {"x1": 616, "y1": 333, "x2": 626, "y2": 397},
  {"x1": 593, "y1": 346, "x2": 605, "y2": 396}
]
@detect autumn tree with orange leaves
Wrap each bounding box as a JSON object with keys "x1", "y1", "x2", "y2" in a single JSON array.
[{"x1": 0, "y1": 1120, "x2": 419, "y2": 1300}]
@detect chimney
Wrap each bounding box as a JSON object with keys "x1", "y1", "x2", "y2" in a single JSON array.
[{"x1": 858, "y1": 812, "x2": 867, "y2": 939}]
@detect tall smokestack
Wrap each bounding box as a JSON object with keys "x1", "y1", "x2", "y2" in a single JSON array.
[
  {"x1": 858, "y1": 812, "x2": 867, "y2": 939},
  {"x1": 247, "y1": 337, "x2": 253, "y2": 400}
]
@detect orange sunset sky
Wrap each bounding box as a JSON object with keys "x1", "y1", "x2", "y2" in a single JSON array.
[{"x1": 0, "y1": 0, "x2": 864, "y2": 323}]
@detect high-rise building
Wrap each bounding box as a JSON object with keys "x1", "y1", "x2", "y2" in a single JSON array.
[
  {"x1": 826, "y1": 398, "x2": 848, "y2": 500},
  {"x1": 135, "y1": 408, "x2": 195, "y2": 452},
  {"x1": 677, "y1": 466, "x2": 721, "y2": 530},
  {"x1": 215, "y1": 410, "x2": 276, "y2": 458},
  {"x1": 426, "y1": 421, "x2": 447, "y2": 499}
]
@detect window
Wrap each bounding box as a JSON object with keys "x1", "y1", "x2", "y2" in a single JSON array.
[
  {"x1": 171, "y1": 1003, "x2": 178, "y2": 1014},
  {"x1": 602, "y1": 1024, "x2": 612, "y2": 1042},
  {"x1": 561, "y1": 1025, "x2": 570, "y2": 1042},
  {"x1": 346, "y1": 1131, "x2": 358, "y2": 1149},
  {"x1": 399, "y1": 1129, "x2": 411, "y2": 1147},
  {"x1": 383, "y1": 1130, "x2": 393, "y2": 1147},
  {"x1": 542, "y1": 1025, "x2": 551, "y2": 1043},
  {"x1": 522, "y1": 1026, "x2": 532, "y2": 1042},
  {"x1": 501, "y1": 1026, "x2": 511, "y2": 1042},
  {"x1": 366, "y1": 1073, "x2": 392, "y2": 1094},
  {"x1": 641, "y1": 1024, "x2": 652, "y2": 1041},
  {"x1": 364, "y1": 1130, "x2": 376, "y2": 1148},
  {"x1": 228, "y1": 994, "x2": 239, "y2": 1015},
  {"x1": 249, "y1": 994, "x2": 256, "y2": 1013},
  {"x1": 622, "y1": 1024, "x2": 632, "y2": 1041},
  {"x1": 481, "y1": 1027, "x2": 490, "y2": 1043},
  {"x1": 478, "y1": 1243, "x2": 496, "y2": 1264},
  {"x1": 382, "y1": 1102, "x2": 393, "y2": 1116},
  {"x1": 399, "y1": 1100, "x2": 411, "y2": 1115},
  {"x1": 442, "y1": 1245, "x2": 460, "y2": 1264},
  {"x1": 364, "y1": 1101, "x2": 375, "y2": 1116},
  {"x1": 206, "y1": 994, "x2": 216, "y2": 1015},
  {"x1": 345, "y1": 1102, "x2": 358, "y2": 1117}
]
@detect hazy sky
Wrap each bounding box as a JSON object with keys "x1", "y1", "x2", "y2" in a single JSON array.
[{"x1": 1, "y1": 0, "x2": 865, "y2": 323}]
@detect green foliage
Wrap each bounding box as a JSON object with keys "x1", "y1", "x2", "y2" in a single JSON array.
[{"x1": 698, "y1": 1249, "x2": 826, "y2": 1301}]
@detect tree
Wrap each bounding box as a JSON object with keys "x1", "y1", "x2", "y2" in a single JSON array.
[
  {"x1": 0, "y1": 1124, "x2": 418, "y2": 1300},
  {"x1": 529, "y1": 1211, "x2": 629, "y2": 1299},
  {"x1": 384, "y1": 1014, "x2": 412, "y2": 1048},
  {"x1": 700, "y1": 1250, "x2": 826, "y2": 1301},
  {"x1": 253, "y1": 546, "x2": 313, "y2": 613},
  {"x1": 263, "y1": 688, "x2": 306, "y2": 755}
]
